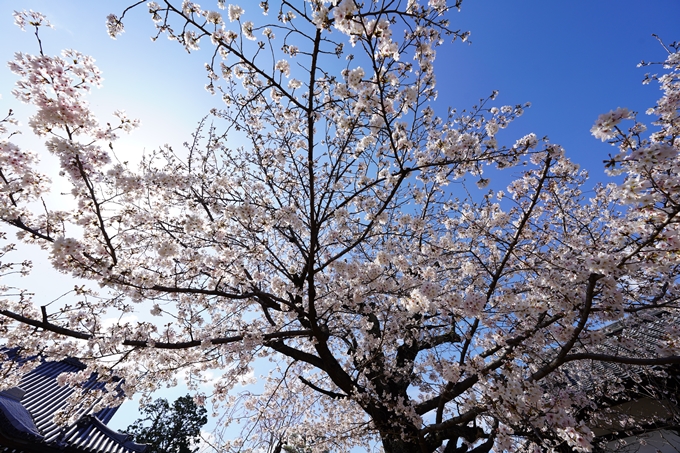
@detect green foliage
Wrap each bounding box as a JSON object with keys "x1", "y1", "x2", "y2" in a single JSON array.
[{"x1": 124, "y1": 394, "x2": 208, "y2": 453}]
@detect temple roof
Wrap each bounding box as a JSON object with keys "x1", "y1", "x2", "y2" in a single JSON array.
[{"x1": 0, "y1": 353, "x2": 146, "y2": 453}]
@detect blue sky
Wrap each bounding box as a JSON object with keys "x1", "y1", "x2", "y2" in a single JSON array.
[
  {"x1": 1, "y1": 1, "x2": 678, "y2": 189},
  {"x1": 1, "y1": 0, "x2": 679, "y2": 440},
  {"x1": 439, "y1": 1, "x2": 680, "y2": 181}
]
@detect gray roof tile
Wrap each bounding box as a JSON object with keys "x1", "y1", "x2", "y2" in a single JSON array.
[{"x1": 0, "y1": 353, "x2": 146, "y2": 453}]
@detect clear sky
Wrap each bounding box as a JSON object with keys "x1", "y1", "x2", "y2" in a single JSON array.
[
  {"x1": 438, "y1": 0, "x2": 680, "y2": 181},
  {"x1": 1, "y1": 0, "x2": 679, "y2": 442}
]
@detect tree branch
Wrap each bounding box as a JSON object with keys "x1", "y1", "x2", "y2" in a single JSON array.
[{"x1": 298, "y1": 376, "x2": 348, "y2": 399}]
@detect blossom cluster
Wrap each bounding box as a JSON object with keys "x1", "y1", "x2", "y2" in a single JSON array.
[{"x1": 1, "y1": 4, "x2": 680, "y2": 453}]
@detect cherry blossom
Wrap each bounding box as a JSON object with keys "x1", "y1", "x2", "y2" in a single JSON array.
[
  {"x1": 1, "y1": 4, "x2": 679, "y2": 453},
  {"x1": 228, "y1": 4, "x2": 243, "y2": 22}
]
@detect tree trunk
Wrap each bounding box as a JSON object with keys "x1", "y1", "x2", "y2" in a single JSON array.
[
  {"x1": 377, "y1": 421, "x2": 427, "y2": 453},
  {"x1": 381, "y1": 435, "x2": 423, "y2": 453}
]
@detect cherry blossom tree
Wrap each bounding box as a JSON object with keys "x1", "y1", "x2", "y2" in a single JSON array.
[{"x1": 1, "y1": 3, "x2": 680, "y2": 453}]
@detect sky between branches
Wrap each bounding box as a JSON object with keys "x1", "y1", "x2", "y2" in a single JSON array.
[{"x1": 0, "y1": 0, "x2": 679, "y2": 435}]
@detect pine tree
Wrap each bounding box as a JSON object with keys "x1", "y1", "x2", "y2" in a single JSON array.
[{"x1": 125, "y1": 395, "x2": 208, "y2": 453}]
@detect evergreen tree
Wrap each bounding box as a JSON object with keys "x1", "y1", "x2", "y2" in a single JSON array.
[{"x1": 125, "y1": 395, "x2": 208, "y2": 453}]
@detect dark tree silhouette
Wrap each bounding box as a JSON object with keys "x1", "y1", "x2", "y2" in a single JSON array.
[{"x1": 125, "y1": 395, "x2": 208, "y2": 453}]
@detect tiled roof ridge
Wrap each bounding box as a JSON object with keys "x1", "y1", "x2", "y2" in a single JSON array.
[
  {"x1": 0, "y1": 393, "x2": 43, "y2": 442},
  {"x1": 600, "y1": 309, "x2": 671, "y2": 336},
  {"x1": 62, "y1": 357, "x2": 87, "y2": 371},
  {"x1": 81, "y1": 415, "x2": 148, "y2": 453},
  {"x1": 561, "y1": 310, "x2": 680, "y2": 395}
]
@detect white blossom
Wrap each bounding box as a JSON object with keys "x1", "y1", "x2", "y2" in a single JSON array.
[
  {"x1": 228, "y1": 4, "x2": 243, "y2": 21},
  {"x1": 1, "y1": 6, "x2": 679, "y2": 453}
]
